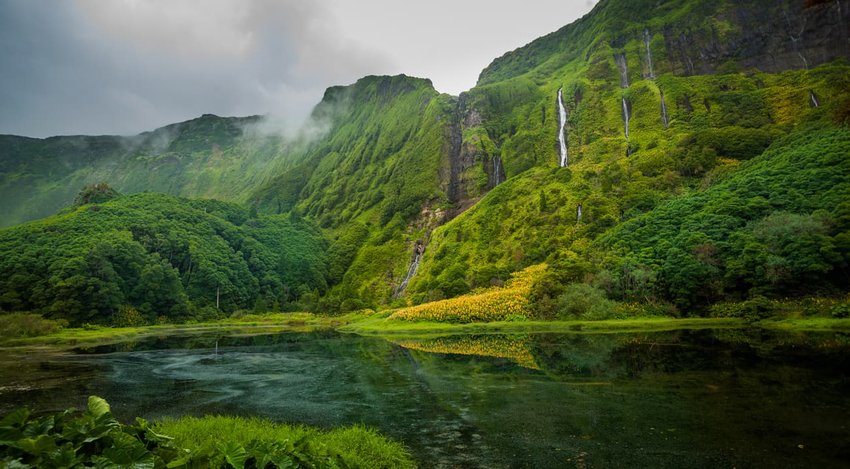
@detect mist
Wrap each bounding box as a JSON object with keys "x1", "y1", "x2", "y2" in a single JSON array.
[{"x1": 0, "y1": 0, "x2": 597, "y2": 138}]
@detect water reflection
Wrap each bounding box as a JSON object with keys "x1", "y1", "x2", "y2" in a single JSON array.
[{"x1": 1, "y1": 329, "x2": 848, "y2": 468}]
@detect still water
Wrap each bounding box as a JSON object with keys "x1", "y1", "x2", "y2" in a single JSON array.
[{"x1": 1, "y1": 329, "x2": 849, "y2": 468}]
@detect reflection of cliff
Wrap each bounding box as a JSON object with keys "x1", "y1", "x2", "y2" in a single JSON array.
[{"x1": 396, "y1": 335, "x2": 539, "y2": 370}]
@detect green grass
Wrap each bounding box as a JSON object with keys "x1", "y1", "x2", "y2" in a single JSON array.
[
  {"x1": 340, "y1": 316, "x2": 747, "y2": 337},
  {"x1": 757, "y1": 317, "x2": 850, "y2": 332},
  {"x1": 0, "y1": 312, "x2": 342, "y2": 349},
  {"x1": 154, "y1": 415, "x2": 415, "y2": 469}
]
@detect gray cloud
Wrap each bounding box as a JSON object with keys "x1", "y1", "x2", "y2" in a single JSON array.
[
  {"x1": 0, "y1": 0, "x2": 596, "y2": 138},
  {"x1": 0, "y1": 0, "x2": 390, "y2": 137}
]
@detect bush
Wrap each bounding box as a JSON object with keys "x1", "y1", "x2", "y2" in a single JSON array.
[
  {"x1": 556, "y1": 284, "x2": 624, "y2": 320},
  {"x1": 0, "y1": 313, "x2": 66, "y2": 339},
  {"x1": 832, "y1": 302, "x2": 850, "y2": 319}
]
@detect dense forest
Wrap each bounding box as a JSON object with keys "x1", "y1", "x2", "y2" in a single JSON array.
[{"x1": 0, "y1": 187, "x2": 328, "y2": 325}]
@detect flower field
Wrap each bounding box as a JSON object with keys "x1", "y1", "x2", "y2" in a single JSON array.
[{"x1": 388, "y1": 264, "x2": 546, "y2": 323}]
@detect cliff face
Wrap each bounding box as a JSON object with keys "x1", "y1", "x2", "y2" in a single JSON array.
[
  {"x1": 660, "y1": 0, "x2": 850, "y2": 75},
  {"x1": 479, "y1": 0, "x2": 850, "y2": 86},
  {"x1": 406, "y1": 0, "x2": 850, "y2": 305}
]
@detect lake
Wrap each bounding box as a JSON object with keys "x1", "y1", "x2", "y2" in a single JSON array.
[{"x1": 1, "y1": 329, "x2": 848, "y2": 468}]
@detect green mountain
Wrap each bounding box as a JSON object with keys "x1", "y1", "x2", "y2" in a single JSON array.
[
  {"x1": 404, "y1": 0, "x2": 850, "y2": 309},
  {"x1": 0, "y1": 114, "x2": 292, "y2": 228},
  {"x1": 1, "y1": 0, "x2": 849, "y2": 323}
]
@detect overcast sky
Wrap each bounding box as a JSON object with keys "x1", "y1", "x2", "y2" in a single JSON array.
[{"x1": 0, "y1": 0, "x2": 597, "y2": 138}]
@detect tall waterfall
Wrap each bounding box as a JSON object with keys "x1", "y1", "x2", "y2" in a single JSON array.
[
  {"x1": 394, "y1": 242, "x2": 423, "y2": 297},
  {"x1": 557, "y1": 88, "x2": 569, "y2": 167},
  {"x1": 643, "y1": 29, "x2": 655, "y2": 79},
  {"x1": 492, "y1": 155, "x2": 503, "y2": 186},
  {"x1": 660, "y1": 90, "x2": 669, "y2": 128},
  {"x1": 810, "y1": 91, "x2": 820, "y2": 108},
  {"x1": 577, "y1": 203, "x2": 583, "y2": 224},
  {"x1": 614, "y1": 54, "x2": 629, "y2": 88},
  {"x1": 621, "y1": 97, "x2": 631, "y2": 139}
]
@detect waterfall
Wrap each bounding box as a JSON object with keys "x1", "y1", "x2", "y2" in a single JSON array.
[
  {"x1": 557, "y1": 88, "x2": 569, "y2": 167},
  {"x1": 810, "y1": 91, "x2": 820, "y2": 108},
  {"x1": 492, "y1": 156, "x2": 503, "y2": 186},
  {"x1": 621, "y1": 97, "x2": 631, "y2": 139},
  {"x1": 395, "y1": 243, "x2": 423, "y2": 297},
  {"x1": 643, "y1": 29, "x2": 655, "y2": 79},
  {"x1": 660, "y1": 90, "x2": 669, "y2": 128},
  {"x1": 614, "y1": 54, "x2": 629, "y2": 88},
  {"x1": 577, "y1": 204, "x2": 583, "y2": 224}
]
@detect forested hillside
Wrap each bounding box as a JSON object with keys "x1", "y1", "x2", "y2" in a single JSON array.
[{"x1": 0, "y1": 188, "x2": 328, "y2": 325}]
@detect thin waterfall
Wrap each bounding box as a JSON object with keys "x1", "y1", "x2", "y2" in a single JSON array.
[
  {"x1": 577, "y1": 203, "x2": 583, "y2": 224},
  {"x1": 621, "y1": 97, "x2": 631, "y2": 139},
  {"x1": 614, "y1": 53, "x2": 629, "y2": 88},
  {"x1": 810, "y1": 91, "x2": 820, "y2": 108},
  {"x1": 492, "y1": 156, "x2": 503, "y2": 186},
  {"x1": 395, "y1": 242, "x2": 423, "y2": 297},
  {"x1": 643, "y1": 29, "x2": 655, "y2": 79},
  {"x1": 660, "y1": 90, "x2": 669, "y2": 128},
  {"x1": 557, "y1": 88, "x2": 569, "y2": 167}
]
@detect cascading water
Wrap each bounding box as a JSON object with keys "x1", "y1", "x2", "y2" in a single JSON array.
[
  {"x1": 643, "y1": 29, "x2": 655, "y2": 79},
  {"x1": 394, "y1": 242, "x2": 424, "y2": 297},
  {"x1": 614, "y1": 53, "x2": 629, "y2": 88},
  {"x1": 621, "y1": 97, "x2": 631, "y2": 139},
  {"x1": 492, "y1": 156, "x2": 503, "y2": 186},
  {"x1": 557, "y1": 88, "x2": 569, "y2": 167},
  {"x1": 660, "y1": 91, "x2": 669, "y2": 128},
  {"x1": 810, "y1": 91, "x2": 820, "y2": 108},
  {"x1": 577, "y1": 203, "x2": 583, "y2": 224}
]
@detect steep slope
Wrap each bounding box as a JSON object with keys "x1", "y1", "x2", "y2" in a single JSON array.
[
  {"x1": 407, "y1": 0, "x2": 850, "y2": 308},
  {"x1": 0, "y1": 190, "x2": 328, "y2": 324},
  {"x1": 0, "y1": 114, "x2": 292, "y2": 227},
  {"x1": 596, "y1": 128, "x2": 850, "y2": 308},
  {"x1": 253, "y1": 75, "x2": 497, "y2": 310}
]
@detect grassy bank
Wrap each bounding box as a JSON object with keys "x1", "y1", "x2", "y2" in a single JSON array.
[
  {"x1": 0, "y1": 312, "x2": 362, "y2": 349},
  {"x1": 2, "y1": 307, "x2": 849, "y2": 350},
  {"x1": 340, "y1": 315, "x2": 749, "y2": 336},
  {"x1": 155, "y1": 416, "x2": 414, "y2": 469}
]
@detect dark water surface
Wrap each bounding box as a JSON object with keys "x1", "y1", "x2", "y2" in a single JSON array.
[{"x1": 1, "y1": 329, "x2": 849, "y2": 468}]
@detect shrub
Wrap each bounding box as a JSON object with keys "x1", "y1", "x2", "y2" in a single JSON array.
[
  {"x1": 556, "y1": 283, "x2": 624, "y2": 320},
  {"x1": 0, "y1": 313, "x2": 66, "y2": 339}
]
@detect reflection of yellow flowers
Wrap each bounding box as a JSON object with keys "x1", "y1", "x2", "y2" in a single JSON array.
[
  {"x1": 389, "y1": 264, "x2": 546, "y2": 323},
  {"x1": 396, "y1": 335, "x2": 539, "y2": 370}
]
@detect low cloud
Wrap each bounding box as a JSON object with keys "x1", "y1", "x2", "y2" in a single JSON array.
[{"x1": 0, "y1": 0, "x2": 390, "y2": 137}]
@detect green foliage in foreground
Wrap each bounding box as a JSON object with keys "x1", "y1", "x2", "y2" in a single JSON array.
[
  {"x1": 0, "y1": 191, "x2": 330, "y2": 325},
  {"x1": 0, "y1": 397, "x2": 414, "y2": 468},
  {"x1": 156, "y1": 416, "x2": 414, "y2": 469},
  {"x1": 0, "y1": 396, "x2": 181, "y2": 468}
]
